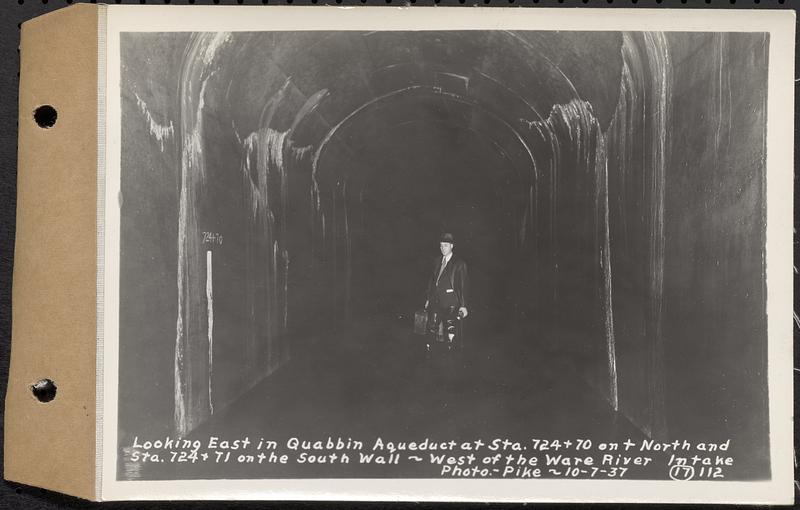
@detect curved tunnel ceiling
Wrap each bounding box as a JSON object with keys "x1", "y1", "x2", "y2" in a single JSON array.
[
  {"x1": 315, "y1": 88, "x2": 538, "y2": 189},
  {"x1": 187, "y1": 30, "x2": 624, "y2": 160}
]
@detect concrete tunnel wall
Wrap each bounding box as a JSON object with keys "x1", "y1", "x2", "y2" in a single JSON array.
[{"x1": 117, "y1": 30, "x2": 768, "y2": 467}]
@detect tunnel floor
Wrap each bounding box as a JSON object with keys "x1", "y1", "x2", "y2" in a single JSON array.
[{"x1": 134, "y1": 314, "x2": 655, "y2": 480}]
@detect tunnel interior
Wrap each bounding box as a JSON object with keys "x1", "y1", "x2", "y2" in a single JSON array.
[
  {"x1": 315, "y1": 91, "x2": 526, "y2": 323},
  {"x1": 118, "y1": 29, "x2": 771, "y2": 480}
]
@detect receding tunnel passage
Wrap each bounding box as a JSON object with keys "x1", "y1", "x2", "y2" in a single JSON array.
[
  {"x1": 118, "y1": 30, "x2": 771, "y2": 481},
  {"x1": 314, "y1": 90, "x2": 531, "y2": 320}
]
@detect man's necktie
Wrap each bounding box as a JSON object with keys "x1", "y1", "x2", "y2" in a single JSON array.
[{"x1": 436, "y1": 257, "x2": 447, "y2": 285}]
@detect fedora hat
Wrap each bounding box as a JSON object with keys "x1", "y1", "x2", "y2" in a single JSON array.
[{"x1": 439, "y1": 232, "x2": 455, "y2": 244}]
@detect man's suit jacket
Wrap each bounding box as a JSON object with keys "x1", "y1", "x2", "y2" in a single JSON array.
[{"x1": 427, "y1": 254, "x2": 468, "y2": 309}]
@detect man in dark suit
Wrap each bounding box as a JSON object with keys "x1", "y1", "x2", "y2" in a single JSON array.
[{"x1": 424, "y1": 233, "x2": 468, "y2": 347}]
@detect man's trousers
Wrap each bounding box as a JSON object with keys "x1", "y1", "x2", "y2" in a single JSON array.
[{"x1": 426, "y1": 304, "x2": 462, "y2": 349}]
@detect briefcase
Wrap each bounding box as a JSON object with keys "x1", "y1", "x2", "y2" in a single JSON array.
[{"x1": 414, "y1": 309, "x2": 428, "y2": 335}]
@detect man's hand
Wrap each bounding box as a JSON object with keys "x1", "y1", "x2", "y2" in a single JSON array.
[{"x1": 459, "y1": 307, "x2": 468, "y2": 318}]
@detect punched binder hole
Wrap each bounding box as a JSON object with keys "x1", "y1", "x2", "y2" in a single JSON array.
[
  {"x1": 31, "y1": 379, "x2": 57, "y2": 403},
  {"x1": 33, "y1": 105, "x2": 57, "y2": 129}
]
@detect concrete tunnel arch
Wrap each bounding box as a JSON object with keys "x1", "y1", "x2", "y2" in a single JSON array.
[
  {"x1": 154, "y1": 30, "x2": 770, "y2": 464},
  {"x1": 115, "y1": 27, "x2": 772, "y2": 478},
  {"x1": 172, "y1": 29, "x2": 626, "y2": 436}
]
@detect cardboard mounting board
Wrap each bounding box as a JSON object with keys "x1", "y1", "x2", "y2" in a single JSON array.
[
  {"x1": 2, "y1": 3, "x2": 795, "y2": 503},
  {"x1": 4, "y1": 4, "x2": 99, "y2": 501}
]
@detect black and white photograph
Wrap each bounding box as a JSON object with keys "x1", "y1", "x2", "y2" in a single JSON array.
[{"x1": 101, "y1": 6, "x2": 793, "y2": 503}]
